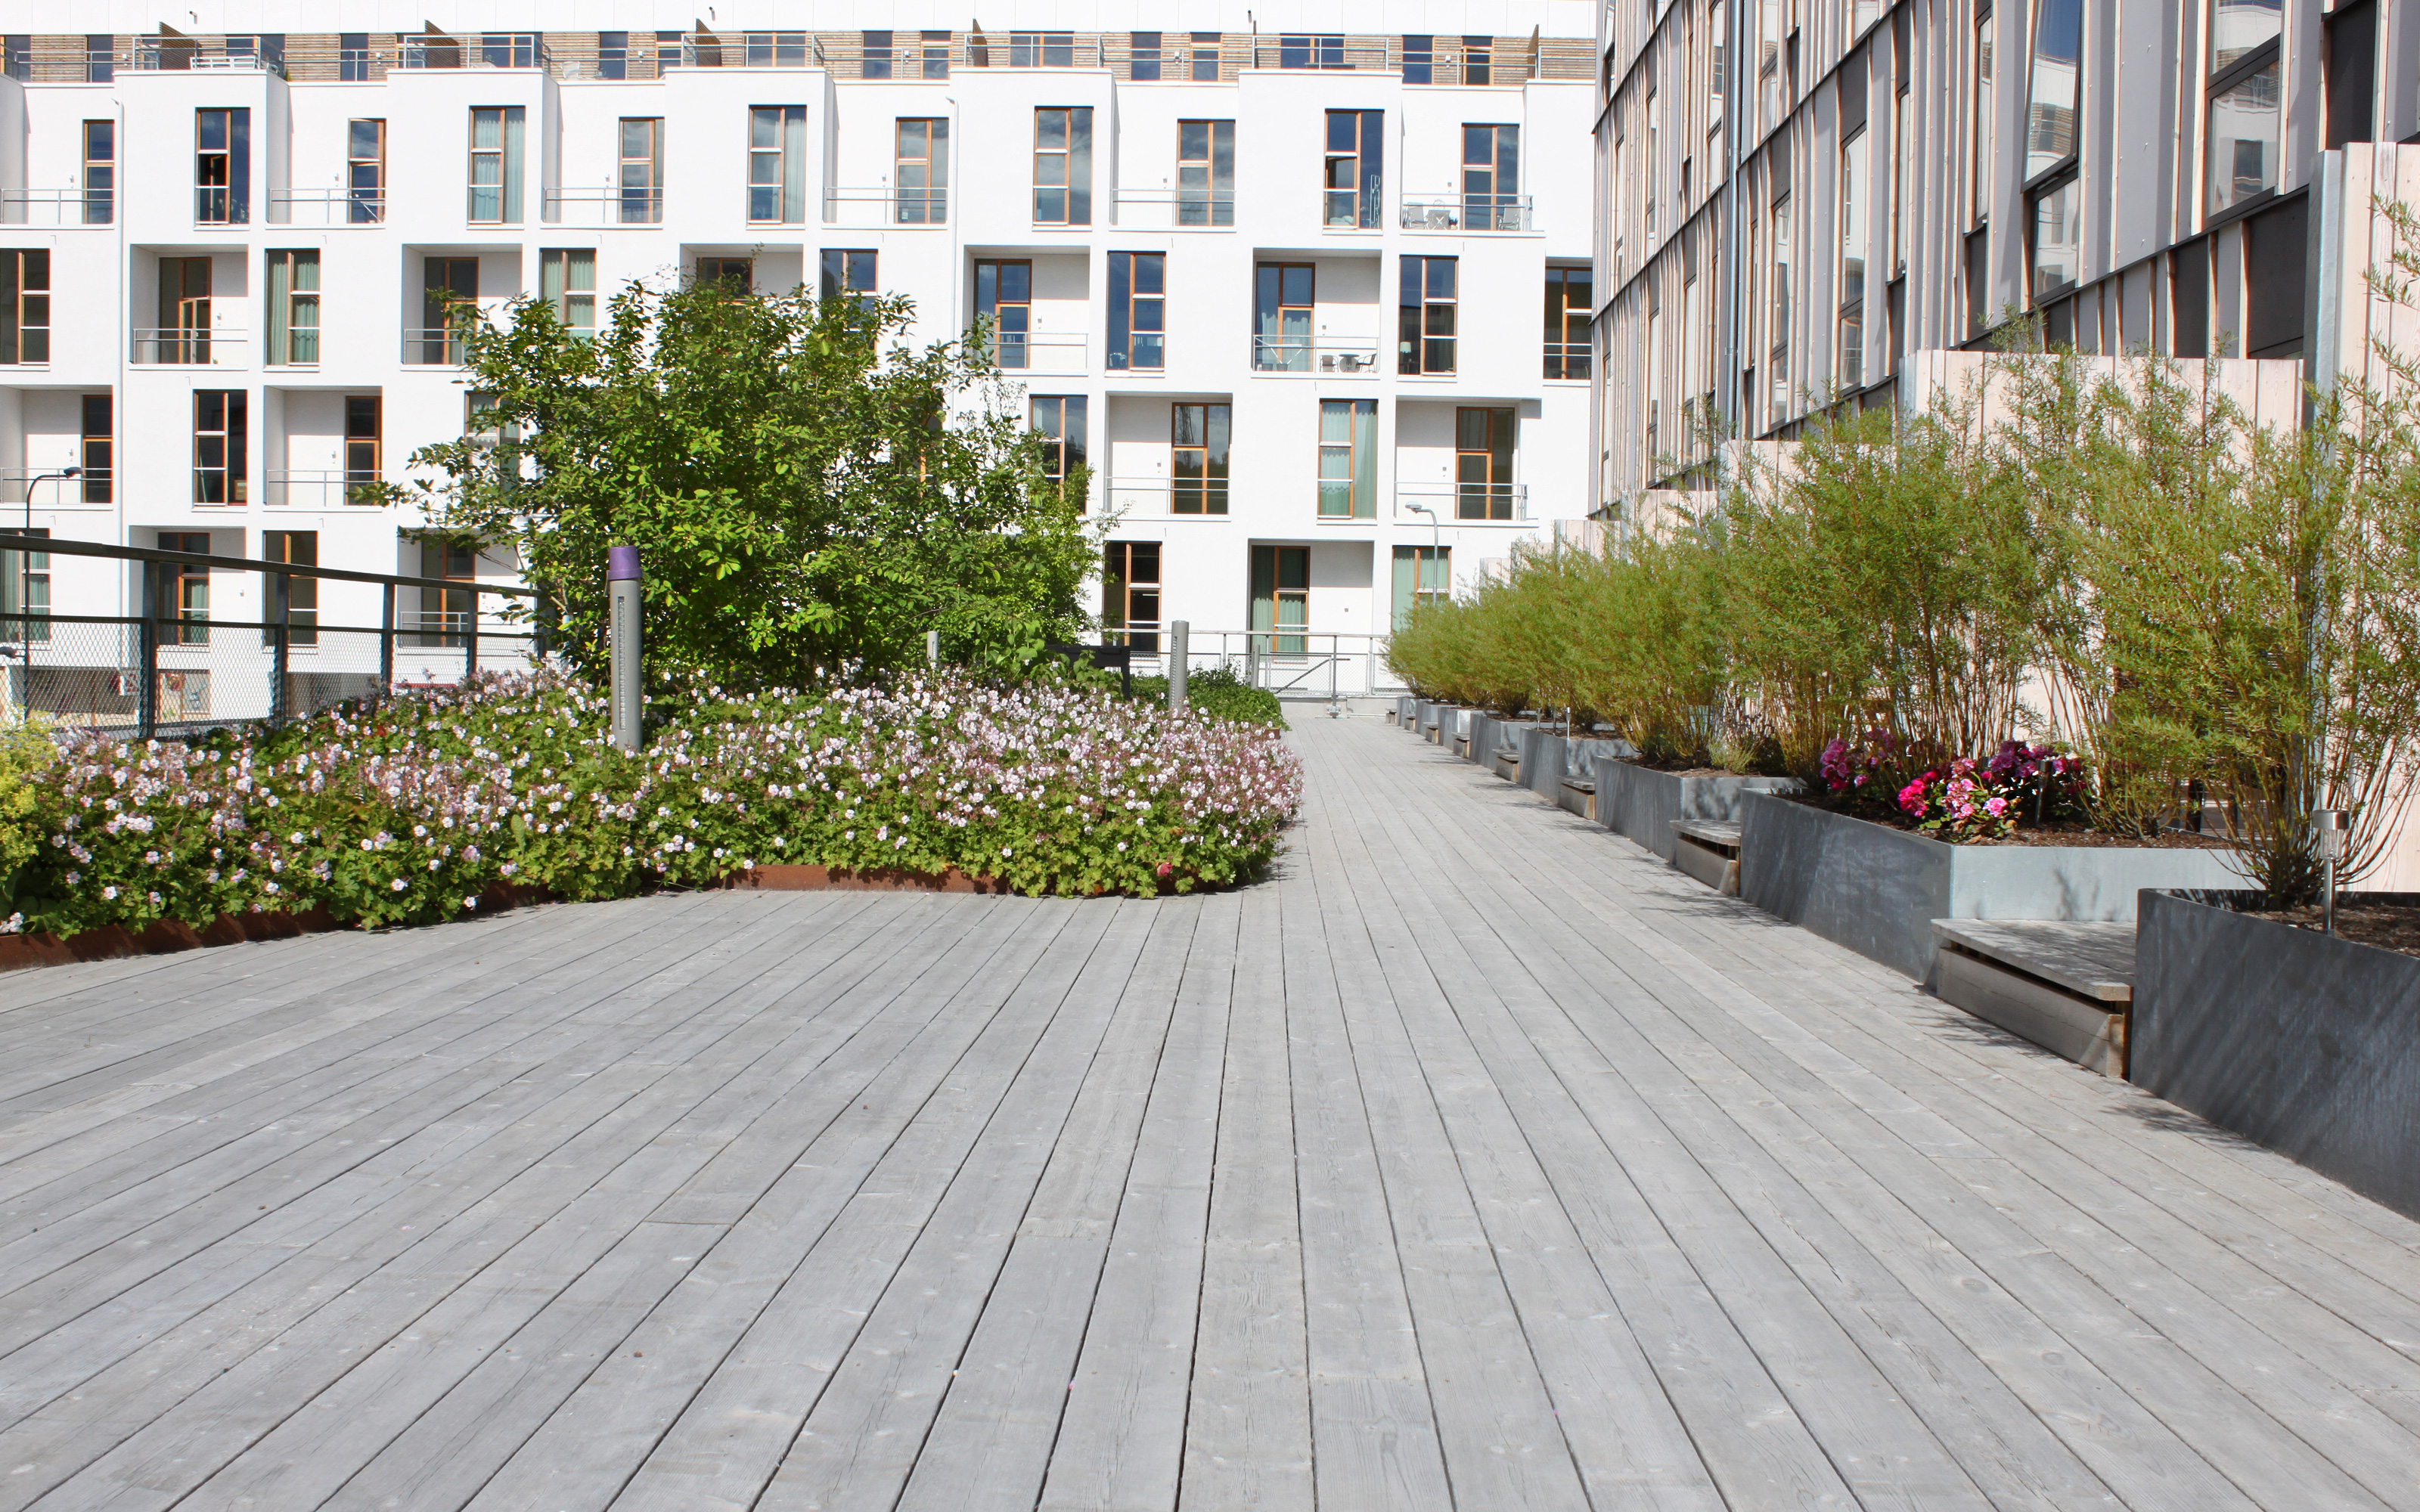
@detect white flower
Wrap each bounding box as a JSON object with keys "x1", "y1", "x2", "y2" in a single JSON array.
[
  {"x1": 102, "y1": 885, "x2": 118, "y2": 900},
  {"x1": 391, "y1": 878, "x2": 408, "y2": 891}
]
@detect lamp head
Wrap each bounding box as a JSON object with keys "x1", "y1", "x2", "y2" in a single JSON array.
[{"x1": 2315, "y1": 807, "x2": 2350, "y2": 862}]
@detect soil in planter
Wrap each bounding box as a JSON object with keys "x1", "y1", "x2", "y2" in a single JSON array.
[
  {"x1": 1780, "y1": 793, "x2": 2234, "y2": 849},
  {"x1": 2257, "y1": 901, "x2": 2420, "y2": 960}
]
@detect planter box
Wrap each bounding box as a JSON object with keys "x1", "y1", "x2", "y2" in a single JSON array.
[
  {"x1": 1396, "y1": 695, "x2": 1417, "y2": 727},
  {"x1": 1737, "y1": 795, "x2": 2243, "y2": 982},
  {"x1": 2133, "y1": 891, "x2": 2420, "y2": 1220},
  {"x1": 1519, "y1": 729, "x2": 1568, "y2": 801},
  {"x1": 1596, "y1": 761, "x2": 1801, "y2": 862}
]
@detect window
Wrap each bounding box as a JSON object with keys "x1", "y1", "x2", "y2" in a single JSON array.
[
  {"x1": 922, "y1": 31, "x2": 952, "y2": 79},
  {"x1": 161, "y1": 532, "x2": 211, "y2": 646},
  {"x1": 482, "y1": 33, "x2": 536, "y2": 67},
  {"x1": 1770, "y1": 196, "x2": 1792, "y2": 417},
  {"x1": 2025, "y1": 0, "x2": 2081, "y2": 181},
  {"x1": 195, "y1": 108, "x2": 249, "y2": 225},
  {"x1": 975, "y1": 260, "x2": 1032, "y2": 368},
  {"x1": 597, "y1": 30, "x2": 628, "y2": 79},
  {"x1": 1010, "y1": 32, "x2": 1075, "y2": 67},
  {"x1": 0, "y1": 250, "x2": 48, "y2": 364},
  {"x1": 1463, "y1": 35, "x2": 1494, "y2": 85},
  {"x1": 467, "y1": 107, "x2": 525, "y2": 224},
  {"x1": 1317, "y1": 398, "x2": 1376, "y2": 517},
  {"x1": 1280, "y1": 35, "x2": 1345, "y2": 69},
  {"x1": 1840, "y1": 130, "x2": 1866, "y2": 386},
  {"x1": 265, "y1": 249, "x2": 319, "y2": 365},
  {"x1": 1109, "y1": 253, "x2": 1165, "y2": 370},
  {"x1": 2031, "y1": 175, "x2": 2080, "y2": 304},
  {"x1": 262, "y1": 531, "x2": 318, "y2": 646},
  {"x1": 863, "y1": 30, "x2": 894, "y2": 78},
  {"x1": 695, "y1": 257, "x2": 752, "y2": 292},
  {"x1": 420, "y1": 538, "x2": 476, "y2": 647},
  {"x1": 1032, "y1": 108, "x2": 1094, "y2": 225},
  {"x1": 1251, "y1": 546, "x2": 1310, "y2": 656},
  {"x1": 1030, "y1": 396, "x2": 1087, "y2": 492},
  {"x1": 82, "y1": 120, "x2": 113, "y2": 225},
  {"x1": 1171, "y1": 404, "x2": 1230, "y2": 514},
  {"x1": 349, "y1": 119, "x2": 386, "y2": 223},
  {"x1": 341, "y1": 31, "x2": 372, "y2": 81},
  {"x1": 1404, "y1": 35, "x2": 1434, "y2": 84},
  {"x1": 1392, "y1": 545, "x2": 1448, "y2": 628},
  {"x1": 85, "y1": 33, "x2": 111, "y2": 82},
  {"x1": 1324, "y1": 110, "x2": 1384, "y2": 229},
  {"x1": 344, "y1": 395, "x2": 380, "y2": 498},
  {"x1": 2, "y1": 527, "x2": 48, "y2": 644},
  {"x1": 2207, "y1": 0, "x2": 2281, "y2": 219},
  {"x1": 821, "y1": 249, "x2": 876, "y2": 302},
  {"x1": 540, "y1": 249, "x2": 596, "y2": 336},
  {"x1": 619, "y1": 117, "x2": 662, "y2": 224},
  {"x1": 2171, "y1": 238, "x2": 2211, "y2": 357},
  {"x1": 749, "y1": 106, "x2": 807, "y2": 223},
  {"x1": 421, "y1": 256, "x2": 478, "y2": 364},
  {"x1": 1398, "y1": 256, "x2": 1458, "y2": 375},
  {"x1": 1188, "y1": 32, "x2": 1221, "y2": 80},
  {"x1": 1891, "y1": 88, "x2": 1908, "y2": 274},
  {"x1": 1463, "y1": 124, "x2": 1519, "y2": 229},
  {"x1": 1972, "y1": 10, "x2": 1993, "y2": 225},
  {"x1": 2245, "y1": 196, "x2": 2307, "y2": 357},
  {"x1": 82, "y1": 395, "x2": 111, "y2": 503},
  {"x1": 2326, "y1": 0, "x2": 2376, "y2": 148},
  {"x1": 2212, "y1": 0, "x2": 2281, "y2": 72},
  {"x1": 1709, "y1": 0, "x2": 1727, "y2": 150},
  {"x1": 1545, "y1": 267, "x2": 1592, "y2": 379},
  {"x1": 1103, "y1": 541, "x2": 1161, "y2": 654},
  {"x1": 896, "y1": 119, "x2": 949, "y2": 223},
  {"x1": 158, "y1": 256, "x2": 212, "y2": 364},
  {"x1": 1645, "y1": 92, "x2": 1659, "y2": 240},
  {"x1": 1966, "y1": 228, "x2": 1992, "y2": 338},
  {"x1": 1131, "y1": 31, "x2": 1162, "y2": 80},
  {"x1": 193, "y1": 392, "x2": 247, "y2": 505},
  {"x1": 1254, "y1": 262, "x2": 1315, "y2": 371},
  {"x1": 1456, "y1": 407, "x2": 1516, "y2": 520},
  {"x1": 1177, "y1": 119, "x2": 1235, "y2": 226}
]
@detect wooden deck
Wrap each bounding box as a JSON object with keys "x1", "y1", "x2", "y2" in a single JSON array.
[{"x1": 3, "y1": 714, "x2": 2420, "y2": 1510}]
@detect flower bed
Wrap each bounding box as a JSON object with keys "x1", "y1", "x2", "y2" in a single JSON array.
[{"x1": 2, "y1": 669, "x2": 1301, "y2": 942}]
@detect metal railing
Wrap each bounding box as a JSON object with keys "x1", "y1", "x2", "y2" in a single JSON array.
[
  {"x1": 0, "y1": 472, "x2": 108, "y2": 511},
  {"x1": 1103, "y1": 478, "x2": 1232, "y2": 519},
  {"x1": 1251, "y1": 333, "x2": 1382, "y2": 374},
  {"x1": 977, "y1": 331, "x2": 1089, "y2": 375},
  {"x1": 1398, "y1": 481, "x2": 1531, "y2": 522},
  {"x1": 1109, "y1": 189, "x2": 1236, "y2": 228},
  {"x1": 1398, "y1": 195, "x2": 1536, "y2": 232},
  {"x1": 1544, "y1": 343, "x2": 1593, "y2": 381},
  {"x1": 269, "y1": 188, "x2": 386, "y2": 225},
  {"x1": 0, "y1": 189, "x2": 111, "y2": 227},
  {"x1": 1248, "y1": 37, "x2": 1394, "y2": 71},
  {"x1": 399, "y1": 35, "x2": 547, "y2": 70},
  {"x1": 129, "y1": 42, "x2": 286, "y2": 75},
  {"x1": 822, "y1": 187, "x2": 949, "y2": 226},
  {"x1": 401, "y1": 328, "x2": 477, "y2": 366},
  {"x1": 0, "y1": 533, "x2": 545, "y2": 739},
  {"x1": 1118, "y1": 629, "x2": 1400, "y2": 699},
  {"x1": 131, "y1": 328, "x2": 248, "y2": 366},
  {"x1": 541, "y1": 188, "x2": 666, "y2": 225},
  {"x1": 265, "y1": 471, "x2": 390, "y2": 509}
]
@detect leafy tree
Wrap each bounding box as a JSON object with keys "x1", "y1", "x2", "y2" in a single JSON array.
[{"x1": 398, "y1": 277, "x2": 1099, "y2": 688}]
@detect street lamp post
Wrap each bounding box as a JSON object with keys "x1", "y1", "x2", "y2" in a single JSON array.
[
  {"x1": 1401, "y1": 500, "x2": 1442, "y2": 609},
  {"x1": 11, "y1": 466, "x2": 79, "y2": 657}
]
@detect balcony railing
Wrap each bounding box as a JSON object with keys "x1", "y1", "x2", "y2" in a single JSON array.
[
  {"x1": 401, "y1": 328, "x2": 477, "y2": 366},
  {"x1": 541, "y1": 188, "x2": 666, "y2": 226},
  {"x1": 1398, "y1": 481, "x2": 1530, "y2": 522},
  {"x1": 0, "y1": 471, "x2": 110, "y2": 510},
  {"x1": 129, "y1": 42, "x2": 286, "y2": 76},
  {"x1": 1399, "y1": 195, "x2": 1535, "y2": 232},
  {"x1": 976, "y1": 331, "x2": 1088, "y2": 376},
  {"x1": 1110, "y1": 189, "x2": 1235, "y2": 229},
  {"x1": 1248, "y1": 36, "x2": 1394, "y2": 70},
  {"x1": 265, "y1": 471, "x2": 391, "y2": 509},
  {"x1": 1103, "y1": 477, "x2": 1232, "y2": 519},
  {"x1": 399, "y1": 35, "x2": 547, "y2": 70},
  {"x1": 1544, "y1": 343, "x2": 1593, "y2": 381},
  {"x1": 1250, "y1": 333, "x2": 1382, "y2": 374},
  {"x1": 268, "y1": 188, "x2": 387, "y2": 226},
  {"x1": 821, "y1": 187, "x2": 950, "y2": 227},
  {"x1": 0, "y1": 189, "x2": 112, "y2": 227},
  {"x1": 132, "y1": 328, "x2": 248, "y2": 366}
]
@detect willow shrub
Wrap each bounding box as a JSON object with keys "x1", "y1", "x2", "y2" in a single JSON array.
[{"x1": 2, "y1": 670, "x2": 1302, "y2": 939}]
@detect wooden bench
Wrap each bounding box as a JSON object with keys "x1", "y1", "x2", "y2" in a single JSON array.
[
  {"x1": 1930, "y1": 919, "x2": 2134, "y2": 1077},
  {"x1": 1669, "y1": 819, "x2": 1742, "y2": 894},
  {"x1": 1491, "y1": 746, "x2": 1522, "y2": 782},
  {"x1": 1559, "y1": 776, "x2": 1595, "y2": 821}
]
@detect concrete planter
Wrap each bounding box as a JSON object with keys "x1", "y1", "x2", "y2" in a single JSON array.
[
  {"x1": 1736, "y1": 795, "x2": 2244, "y2": 981},
  {"x1": 2133, "y1": 891, "x2": 2420, "y2": 1220},
  {"x1": 1596, "y1": 761, "x2": 1801, "y2": 862},
  {"x1": 1395, "y1": 695, "x2": 1418, "y2": 727},
  {"x1": 1519, "y1": 729, "x2": 1568, "y2": 800}
]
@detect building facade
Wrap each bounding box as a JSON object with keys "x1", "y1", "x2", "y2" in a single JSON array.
[
  {"x1": 0, "y1": 2, "x2": 1596, "y2": 686},
  {"x1": 1593, "y1": 0, "x2": 2420, "y2": 500}
]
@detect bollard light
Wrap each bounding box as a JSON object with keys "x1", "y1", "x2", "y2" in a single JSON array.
[
  {"x1": 608, "y1": 544, "x2": 643, "y2": 754},
  {"x1": 2315, "y1": 808, "x2": 2349, "y2": 937}
]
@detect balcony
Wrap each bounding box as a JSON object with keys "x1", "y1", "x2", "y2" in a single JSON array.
[
  {"x1": 0, "y1": 470, "x2": 110, "y2": 511},
  {"x1": 1103, "y1": 477, "x2": 1231, "y2": 519},
  {"x1": 822, "y1": 187, "x2": 949, "y2": 228},
  {"x1": 401, "y1": 329, "x2": 473, "y2": 367},
  {"x1": 265, "y1": 471, "x2": 391, "y2": 509},
  {"x1": 1250, "y1": 334, "x2": 1382, "y2": 375},
  {"x1": 542, "y1": 189, "x2": 666, "y2": 227},
  {"x1": 269, "y1": 189, "x2": 387, "y2": 227},
  {"x1": 1397, "y1": 481, "x2": 1529, "y2": 522},
  {"x1": 1247, "y1": 36, "x2": 1392, "y2": 70},
  {"x1": 399, "y1": 35, "x2": 548, "y2": 70},
  {"x1": 1399, "y1": 196, "x2": 1536, "y2": 233},
  {"x1": 979, "y1": 332, "x2": 1088, "y2": 376},
  {"x1": 132, "y1": 328, "x2": 248, "y2": 367},
  {"x1": 1110, "y1": 191, "x2": 1235, "y2": 230},
  {"x1": 129, "y1": 42, "x2": 285, "y2": 76},
  {"x1": 0, "y1": 190, "x2": 112, "y2": 228}
]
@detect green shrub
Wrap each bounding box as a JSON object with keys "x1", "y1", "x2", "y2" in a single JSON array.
[
  {"x1": 1129, "y1": 665, "x2": 1287, "y2": 728},
  {"x1": 0, "y1": 713, "x2": 57, "y2": 923}
]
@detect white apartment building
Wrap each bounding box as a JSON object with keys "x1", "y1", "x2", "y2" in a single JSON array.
[
  {"x1": 1593, "y1": 0, "x2": 2420, "y2": 501},
  {"x1": 0, "y1": 2, "x2": 1596, "y2": 688}
]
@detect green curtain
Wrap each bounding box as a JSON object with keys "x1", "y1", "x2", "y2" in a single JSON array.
[
  {"x1": 264, "y1": 251, "x2": 290, "y2": 365},
  {"x1": 501, "y1": 106, "x2": 526, "y2": 223},
  {"x1": 783, "y1": 105, "x2": 807, "y2": 223}
]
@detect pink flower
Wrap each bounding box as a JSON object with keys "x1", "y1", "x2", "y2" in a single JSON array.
[{"x1": 1985, "y1": 796, "x2": 2008, "y2": 817}]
